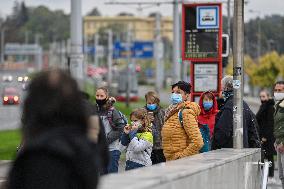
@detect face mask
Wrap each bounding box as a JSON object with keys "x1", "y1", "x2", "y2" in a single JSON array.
[
  {"x1": 274, "y1": 92, "x2": 284, "y2": 101},
  {"x1": 131, "y1": 121, "x2": 143, "y2": 129},
  {"x1": 96, "y1": 98, "x2": 107, "y2": 106},
  {"x1": 170, "y1": 93, "x2": 183, "y2": 104},
  {"x1": 203, "y1": 101, "x2": 213, "y2": 110},
  {"x1": 147, "y1": 104, "x2": 157, "y2": 111}
]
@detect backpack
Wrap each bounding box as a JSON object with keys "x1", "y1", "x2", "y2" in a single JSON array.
[
  {"x1": 107, "y1": 107, "x2": 128, "y2": 130},
  {"x1": 178, "y1": 108, "x2": 210, "y2": 153}
]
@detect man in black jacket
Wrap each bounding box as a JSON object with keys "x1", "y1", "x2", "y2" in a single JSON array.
[
  {"x1": 211, "y1": 76, "x2": 260, "y2": 150},
  {"x1": 256, "y1": 90, "x2": 276, "y2": 182}
]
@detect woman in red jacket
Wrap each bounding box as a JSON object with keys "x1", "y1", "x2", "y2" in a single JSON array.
[{"x1": 198, "y1": 91, "x2": 218, "y2": 138}]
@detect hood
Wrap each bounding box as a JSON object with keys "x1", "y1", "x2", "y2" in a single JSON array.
[
  {"x1": 198, "y1": 91, "x2": 218, "y2": 115},
  {"x1": 178, "y1": 101, "x2": 201, "y2": 117}
]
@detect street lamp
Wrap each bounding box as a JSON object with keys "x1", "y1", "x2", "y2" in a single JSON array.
[{"x1": 249, "y1": 9, "x2": 261, "y2": 60}]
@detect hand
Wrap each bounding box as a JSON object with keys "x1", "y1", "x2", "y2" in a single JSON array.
[
  {"x1": 124, "y1": 124, "x2": 131, "y2": 134},
  {"x1": 261, "y1": 138, "x2": 267, "y2": 142}
]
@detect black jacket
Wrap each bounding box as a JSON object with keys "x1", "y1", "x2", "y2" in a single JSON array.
[
  {"x1": 256, "y1": 99, "x2": 276, "y2": 156},
  {"x1": 212, "y1": 96, "x2": 260, "y2": 150},
  {"x1": 7, "y1": 127, "x2": 99, "y2": 189}
]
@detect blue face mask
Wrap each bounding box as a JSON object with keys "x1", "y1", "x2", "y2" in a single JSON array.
[
  {"x1": 203, "y1": 101, "x2": 213, "y2": 111},
  {"x1": 170, "y1": 93, "x2": 183, "y2": 104},
  {"x1": 147, "y1": 104, "x2": 157, "y2": 111}
]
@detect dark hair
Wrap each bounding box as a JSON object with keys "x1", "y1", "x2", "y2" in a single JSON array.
[
  {"x1": 274, "y1": 81, "x2": 284, "y2": 87},
  {"x1": 22, "y1": 69, "x2": 88, "y2": 140},
  {"x1": 172, "y1": 81, "x2": 192, "y2": 94}
]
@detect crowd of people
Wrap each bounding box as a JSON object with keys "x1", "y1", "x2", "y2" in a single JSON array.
[{"x1": 4, "y1": 69, "x2": 284, "y2": 188}]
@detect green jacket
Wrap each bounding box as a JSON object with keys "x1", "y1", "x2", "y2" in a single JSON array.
[{"x1": 274, "y1": 100, "x2": 284, "y2": 144}]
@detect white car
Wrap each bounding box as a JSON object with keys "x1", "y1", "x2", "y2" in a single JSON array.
[{"x1": 2, "y1": 75, "x2": 13, "y2": 82}]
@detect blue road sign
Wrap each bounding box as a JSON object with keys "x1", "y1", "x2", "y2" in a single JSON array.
[{"x1": 113, "y1": 41, "x2": 154, "y2": 59}]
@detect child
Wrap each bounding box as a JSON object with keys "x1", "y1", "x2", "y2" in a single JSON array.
[{"x1": 120, "y1": 108, "x2": 153, "y2": 171}]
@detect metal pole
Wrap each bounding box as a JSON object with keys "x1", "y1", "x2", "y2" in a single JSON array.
[
  {"x1": 155, "y1": 13, "x2": 163, "y2": 92},
  {"x1": 233, "y1": 0, "x2": 244, "y2": 149},
  {"x1": 173, "y1": 0, "x2": 180, "y2": 82},
  {"x1": 94, "y1": 34, "x2": 99, "y2": 67},
  {"x1": 1, "y1": 29, "x2": 5, "y2": 63},
  {"x1": 70, "y1": 0, "x2": 84, "y2": 83},
  {"x1": 107, "y1": 29, "x2": 113, "y2": 87},
  {"x1": 126, "y1": 25, "x2": 132, "y2": 108}
]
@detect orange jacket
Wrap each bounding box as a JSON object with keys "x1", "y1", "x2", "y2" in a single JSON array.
[{"x1": 162, "y1": 101, "x2": 204, "y2": 161}]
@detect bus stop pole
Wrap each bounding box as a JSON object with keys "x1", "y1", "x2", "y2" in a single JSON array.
[
  {"x1": 126, "y1": 25, "x2": 132, "y2": 108},
  {"x1": 233, "y1": 0, "x2": 244, "y2": 149}
]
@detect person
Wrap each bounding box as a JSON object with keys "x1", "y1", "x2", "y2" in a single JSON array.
[
  {"x1": 161, "y1": 81, "x2": 204, "y2": 161},
  {"x1": 120, "y1": 108, "x2": 153, "y2": 170},
  {"x1": 256, "y1": 90, "x2": 276, "y2": 183},
  {"x1": 7, "y1": 70, "x2": 99, "y2": 189},
  {"x1": 198, "y1": 91, "x2": 218, "y2": 138},
  {"x1": 211, "y1": 76, "x2": 260, "y2": 150},
  {"x1": 144, "y1": 91, "x2": 166, "y2": 164},
  {"x1": 94, "y1": 87, "x2": 127, "y2": 174},
  {"x1": 273, "y1": 81, "x2": 284, "y2": 188}
]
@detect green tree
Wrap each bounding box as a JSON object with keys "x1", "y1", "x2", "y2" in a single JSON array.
[
  {"x1": 251, "y1": 52, "x2": 281, "y2": 87},
  {"x1": 86, "y1": 7, "x2": 101, "y2": 16}
]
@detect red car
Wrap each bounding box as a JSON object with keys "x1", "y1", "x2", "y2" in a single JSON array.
[{"x1": 2, "y1": 87, "x2": 20, "y2": 105}]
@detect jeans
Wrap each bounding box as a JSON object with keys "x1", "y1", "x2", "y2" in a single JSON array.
[
  {"x1": 277, "y1": 152, "x2": 284, "y2": 188},
  {"x1": 107, "y1": 150, "x2": 121, "y2": 173},
  {"x1": 125, "y1": 160, "x2": 144, "y2": 171}
]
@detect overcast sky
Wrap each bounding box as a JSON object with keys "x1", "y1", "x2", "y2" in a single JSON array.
[{"x1": 0, "y1": 0, "x2": 283, "y2": 22}]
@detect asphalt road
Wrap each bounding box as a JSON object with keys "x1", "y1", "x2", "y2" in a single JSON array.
[{"x1": 0, "y1": 69, "x2": 27, "y2": 131}]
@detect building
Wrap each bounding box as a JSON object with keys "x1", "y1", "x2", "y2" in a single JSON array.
[{"x1": 83, "y1": 16, "x2": 173, "y2": 41}]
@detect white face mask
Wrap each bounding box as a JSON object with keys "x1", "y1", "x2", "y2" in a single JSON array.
[{"x1": 274, "y1": 92, "x2": 284, "y2": 101}]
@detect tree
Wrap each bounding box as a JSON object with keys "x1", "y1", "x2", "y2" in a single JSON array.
[
  {"x1": 117, "y1": 12, "x2": 134, "y2": 17},
  {"x1": 86, "y1": 7, "x2": 101, "y2": 16},
  {"x1": 251, "y1": 52, "x2": 282, "y2": 88}
]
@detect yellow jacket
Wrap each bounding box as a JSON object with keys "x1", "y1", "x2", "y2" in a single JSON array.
[{"x1": 162, "y1": 101, "x2": 204, "y2": 161}]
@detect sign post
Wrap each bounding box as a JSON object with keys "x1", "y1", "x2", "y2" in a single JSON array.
[{"x1": 182, "y1": 3, "x2": 223, "y2": 102}]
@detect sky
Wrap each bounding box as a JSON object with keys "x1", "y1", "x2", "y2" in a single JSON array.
[{"x1": 0, "y1": 0, "x2": 283, "y2": 22}]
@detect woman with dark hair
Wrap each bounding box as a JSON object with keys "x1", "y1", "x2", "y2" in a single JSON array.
[{"x1": 7, "y1": 70, "x2": 99, "y2": 189}]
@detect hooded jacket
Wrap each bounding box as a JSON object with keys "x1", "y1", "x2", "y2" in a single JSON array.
[
  {"x1": 161, "y1": 101, "x2": 204, "y2": 161},
  {"x1": 198, "y1": 92, "x2": 219, "y2": 138}
]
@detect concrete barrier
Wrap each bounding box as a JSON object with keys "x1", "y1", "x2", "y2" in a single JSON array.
[{"x1": 99, "y1": 149, "x2": 261, "y2": 189}]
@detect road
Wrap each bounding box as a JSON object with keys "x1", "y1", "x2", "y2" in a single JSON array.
[{"x1": 0, "y1": 69, "x2": 27, "y2": 131}]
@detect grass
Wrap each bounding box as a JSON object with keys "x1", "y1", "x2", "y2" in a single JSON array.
[{"x1": 0, "y1": 130, "x2": 21, "y2": 160}]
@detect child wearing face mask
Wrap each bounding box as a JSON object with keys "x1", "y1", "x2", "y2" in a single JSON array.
[
  {"x1": 198, "y1": 91, "x2": 218, "y2": 138},
  {"x1": 120, "y1": 108, "x2": 153, "y2": 170},
  {"x1": 144, "y1": 91, "x2": 166, "y2": 164}
]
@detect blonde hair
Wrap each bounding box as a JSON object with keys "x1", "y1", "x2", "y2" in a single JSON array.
[
  {"x1": 130, "y1": 108, "x2": 152, "y2": 132},
  {"x1": 145, "y1": 91, "x2": 160, "y2": 104}
]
